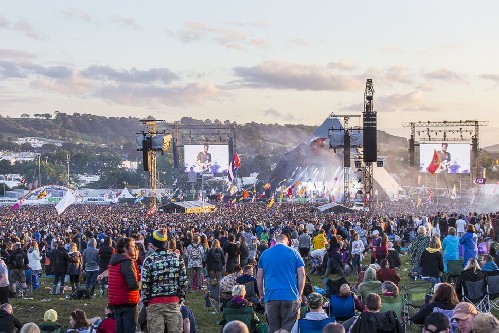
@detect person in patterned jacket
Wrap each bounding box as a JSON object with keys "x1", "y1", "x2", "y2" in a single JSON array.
[{"x1": 141, "y1": 228, "x2": 187, "y2": 333}]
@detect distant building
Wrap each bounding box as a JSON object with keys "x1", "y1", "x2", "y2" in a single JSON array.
[
  {"x1": 120, "y1": 160, "x2": 139, "y2": 170},
  {"x1": 0, "y1": 152, "x2": 38, "y2": 163},
  {"x1": 15, "y1": 137, "x2": 64, "y2": 148}
]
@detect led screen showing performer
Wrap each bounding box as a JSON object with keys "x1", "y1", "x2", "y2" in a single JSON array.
[
  {"x1": 184, "y1": 144, "x2": 229, "y2": 173},
  {"x1": 420, "y1": 143, "x2": 470, "y2": 174}
]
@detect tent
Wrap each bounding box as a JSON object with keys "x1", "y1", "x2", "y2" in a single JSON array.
[{"x1": 117, "y1": 188, "x2": 134, "y2": 199}]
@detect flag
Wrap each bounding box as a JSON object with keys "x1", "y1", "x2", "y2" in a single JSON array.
[
  {"x1": 134, "y1": 195, "x2": 144, "y2": 204},
  {"x1": 232, "y1": 198, "x2": 237, "y2": 203},
  {"x1": 278, "y1": 178, "x2": 287, "y2": 185},
  {"x1": 417, "y1": 197, "x2": 422, "y2": 208},
  {"x1": 229, "y1": 185, "x2": 238, "y2": 195},
  {"x1": 55, "y1": 190, "x2": 77, "y2": 214},
  {"x1": 233, "y1": 152, "x2": 241, "y2": 169},
  {"x1": 12, "y1": 198, "x2": 24, "y2": 211},
  {"x1": 263, "y1": 183, "x2": 271, "y2": 190},
  {"x1": 427, "y1": 149, "x2": 441, "y2": 174},
  {"x1": 427, "y1": 190, "x2": 433, "y2": 201},
  {"x1": 474, "y1": 177, "x2": 486, "y2": 185},
  {"x1": 37, "y1": 190, "x2": 47, "y2": 200},
  {"x1": 227, "y1": 162, "x2": 235, "y2": 182},
  {"x1": 267, "y1": 197, "x2": 275, "y2": 208},
  {"x1": 287, "y1": 187, "x2": 293, "y2": 197},
  {"x1": 20, "y1": 177, "x2": 26, "y2": 185},
  {"x1": 451, "y1": 184, "x2": 457, "y2": 199},
  {"x1": 242, "y1": 190, "x2": 249, "y2": 200},
  {"x1": 146, "y1": 205, "x2": 157, "y2": 218}
]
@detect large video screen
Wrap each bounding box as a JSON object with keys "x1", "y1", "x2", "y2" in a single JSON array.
[
  {"x1": 184, "y1": 144, "x2": 229, "y2": 173},
  {"x1": 420, "y1": 143, "x2": 471, "y2": 174}
]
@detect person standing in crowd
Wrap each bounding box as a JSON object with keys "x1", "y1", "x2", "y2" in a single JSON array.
[
  {"x1": 67, "y1": 243, "x2": 82, "y2": 294},
  {"x1": 224, "y1": 234, "x2": 241, "y2": 274},
  {"x1": 27, "y1": 241, "x2": 42, "y2": 292},
  {"x1": 460, "y1": 224, "x2": 478, "y2": 267},
  {"x1": 0, "y1": 257, "x2": 9, "y2": 304},
  {"x1": 420, "y1": 236, "x2": 444, "y2": 287},
  {"x1": 298, "y1": 229, "x2": 311, "y2": 259},
  {"x1": 141, "y1": 229, "x2": 187, "y2": 333},
  {"x1": 50, "y1": 240, "x2": 69, "y2": 295},
  {"x1": 9, "y1": 242, "x2": 28, "y2": 296},
  {"x1": 351, "y1": 233, "x2": 364, "y2": 275},
  {"x1": 239, "y1": 235, "x2": 249, "y2": 267},
  {"x1": 108, "y1": 237, "x2": 141, "y2": 333},
  {"x1": 410, "y1": 226, "x2": 430, "y2": 275},
  {"x1": 312, "y1": 230, "x2": 327, "y2": 250},
  {"x1": 257, "y1": 233, "x2": 306, "y2": 333},
  {"x1": 97, "y1": 237, "x2": 115, "y2": 297},
  {"x1": 0, "y1": 303, "x2": 23, "y2": 333},
  {"x1": 456, "y1": 215, "x2": 467, "y2": 237},
  {"x1": 442, "y1": 227, "x2": 459, "y2": 272},
  {"x1": 186, "y1": 234, "x2": 205, "y2": 291},
  {"x1": 205, "y1": 239, "x2": 225, "y2": 283},
  {"x1": 83, "y1": 238, "x2": 99, "y2": 298}
]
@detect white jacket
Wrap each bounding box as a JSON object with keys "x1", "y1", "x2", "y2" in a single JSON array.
[{"x1": 28, "y1": 249, "x2": 42, "y2": 271}]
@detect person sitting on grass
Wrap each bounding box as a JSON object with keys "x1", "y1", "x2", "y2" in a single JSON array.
[
  {"x1": 0, "y1": 303, "x2": 23, "y2": 333},
  {"x1": 38, "y1": 309, "x2": 65, "y2": 333},
  {"x1": 67, "y1": 309, "x2": 91, "y2": 333}
]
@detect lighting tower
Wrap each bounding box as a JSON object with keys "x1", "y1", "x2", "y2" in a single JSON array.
[
  {"x1": 140, "y1": 119, "x2": 163, "y2": 207},
  {"x1": 362, "y1": 79, "x2": 376, "y2": 207}
]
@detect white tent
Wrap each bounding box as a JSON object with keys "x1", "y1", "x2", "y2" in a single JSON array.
[
  {"x1": 373, "y1": 166, "x2": 403, "y2": 200},
  {"x1": 117, "y1": 188, "x2": 134, "y2": 199}
]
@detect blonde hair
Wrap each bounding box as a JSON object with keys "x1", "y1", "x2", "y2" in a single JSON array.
[
  {"x1": 20, "y1": 323, "x2": 40, "y2": 333},
  {"x1": 464, "y1": 258, "x2": 481, "y2": 272},
  {"x1": 417, "y1": 226, "x2": 427, "y2": 235},
  {"x1": 232, "y1": 284, "x2": 246, "y2": 297},
  {"x1": 429, "y1": 236, "x2": 441, "y2": 250}
]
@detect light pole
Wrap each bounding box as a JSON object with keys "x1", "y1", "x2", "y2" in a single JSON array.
[{"x1": 66, "y1": 153, "x2": 70, "y2": 185}]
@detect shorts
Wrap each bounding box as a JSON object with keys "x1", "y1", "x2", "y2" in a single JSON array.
[
  {"x1": 265, "y1": 300, "x2": 300, "y2": 332},
  {"x1": 10, "y1": 269, "x2": 26, "y2": 284}
]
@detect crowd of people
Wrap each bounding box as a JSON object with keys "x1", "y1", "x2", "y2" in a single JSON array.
[{"x1": 0, "y1": 200, "x2": 497, "y2": 332}]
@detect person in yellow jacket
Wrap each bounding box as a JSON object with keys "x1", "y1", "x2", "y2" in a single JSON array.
[{"x1": 312, "y1": 230, "x2": 327, "y2": 250}]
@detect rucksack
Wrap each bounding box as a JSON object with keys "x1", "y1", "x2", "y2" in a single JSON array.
[
  {"x1": 190, "y1": 245, "x2": 202, "y2": 261},
  {"x1": 13, "y1": 252, "x2": 24, "y2": 269},
  {"x1": 211, "y1": 249, "x2": 222, "y2": 263}
]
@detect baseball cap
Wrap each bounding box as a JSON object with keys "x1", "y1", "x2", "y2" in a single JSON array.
[
  {"x1": 473, "y1": 313, "x2": 499, "y2": 333},
  {"x1": 44, "y1": 309, "x2": 58, "y2": 322},
  {"x1": 452, "y1": 302, "x2": 478, "y2": 321},
  {"x1": 424, "y1": 312, "x2": 449, "y2": 332},
  {"x1": 307, "y1": 292, "x2": 324, "y2": 309}
]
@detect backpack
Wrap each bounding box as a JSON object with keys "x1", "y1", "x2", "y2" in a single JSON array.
[
  {"x1": 14, "y1": 252, "x2": 24, "y2": 269},
  {"x1": 190, "y1": 245, "x2": 203, "y2": 261},
  {"x1": 211, "y1": 248, "x2": 222, "y2": 263}
]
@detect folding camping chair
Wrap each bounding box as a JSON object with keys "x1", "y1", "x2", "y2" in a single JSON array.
[
  {"x1": 297, "y1": 317, "x2": 336, "y2": 333},
  {"x1": 329, "y1": 294, "x2": 355, "y2": 322},
  {"x1": 206, "y1": 279, "x2": 222, "y2": 315},
  {"x1": 380, "y1": 294, "x2": 407, "y2": 332},
  {"x1": 463, "y1": 278, "x2": 490, "y2": 313},
  {"x1": 404, "y1": 280, "x2": 432, "y2": 326},
  {"x1": 445, "y1": 260, "x2": 463, "y2": 285},
  {"x1": 487, "y1": 270, "x2": 499, "y2": 311}
]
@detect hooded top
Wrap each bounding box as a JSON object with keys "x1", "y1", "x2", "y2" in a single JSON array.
[{"x1": 357, "y1": 267, "x2": 382, "y2": 299}]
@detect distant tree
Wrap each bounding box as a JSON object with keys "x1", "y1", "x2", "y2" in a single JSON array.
[
  {"x1": 42, "y1": 113, "x2": 52, "y2": 119},
  {"x1": 21, "y1": 113, "x2": 30, "y2": 118}
]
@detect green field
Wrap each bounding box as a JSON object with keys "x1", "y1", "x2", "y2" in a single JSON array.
[{"x1": 10, "y1": 254, "x2": 497, "y2": 332}]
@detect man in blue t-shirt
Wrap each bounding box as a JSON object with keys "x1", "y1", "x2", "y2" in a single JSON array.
[{"x1": 257, "y1": 233, "x2": 305, "y2": 333}]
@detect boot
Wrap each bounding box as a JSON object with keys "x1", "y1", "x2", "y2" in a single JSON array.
[{"x1": 90, "y1": 287, "x2": 95, "y2": 298}]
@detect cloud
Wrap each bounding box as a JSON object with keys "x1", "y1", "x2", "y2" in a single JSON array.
[
  {"x1": 61, "y1": 8, "x2": 94, "y2": 23},
  {"x1": 29, "y1": 73, "x2": 94, "y2": 95},
  {"x1": 0, "y1": 16, "x2": 44, "y2": 39},
  {"x1": 423, "y1": 69, "x2": 464, "y2": 82},
  {"x1": 327, "y1": 59, "x2": 356, "y2": 71},
  {"x1": 377, "y1": 91, "x2": 440, "y2": 112},
  {"x1": 81, "y1": 66, "x2": 179, "y2": 84},
  {"x1": 480, "y1": 74, "x2": 499, "y2": 86},
  {"x1": 0, "y1": 61, "x2": 74, "y2": 79},
  {"x1": 232, "y1": 61, "x2": 362, "y2": 91},
  {"x1": 365, "y1": 66, "x2": 414, "y2": 85},
  {"x1": 94, "y1": 82, "x2": 221, "y2": 107},
  {"x1": 112, "y1": 16, "x2": 140, "y2": 29},
  {"x1": 287, "y1": 39, "x2": 311, "y2": 48},
  {"x1": 261, "y1": 108, "x2": 302, "y2": 122},
  {"x1": 0, "y1": 48, "x2": 36, "y2": 61},
  {"x1": 174, "y1": 21, "x2": 270, "y2": 50}
]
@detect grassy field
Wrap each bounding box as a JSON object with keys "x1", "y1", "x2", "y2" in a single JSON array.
[{"x1": 10, "y1": 254, "x2": 498, "y2": 332}]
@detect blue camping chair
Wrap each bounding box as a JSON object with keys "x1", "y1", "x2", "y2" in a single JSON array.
[
  {"x1": 329, "y1": 294, "x2": 355, "y2": 322},
  {"x1": 297, "y1": 317, "x2": 336, "y2": 333}
]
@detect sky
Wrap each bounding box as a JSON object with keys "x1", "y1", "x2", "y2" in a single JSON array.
[{"x1": 1, "y1": 1, "x2": 499, "y2": 146}]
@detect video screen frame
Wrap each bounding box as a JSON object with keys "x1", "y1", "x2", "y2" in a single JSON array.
[
  {"x1": 183, "y1": 144, "x2": 229, "y2": 174},
  {"x1": 419, "y1": 142, "x2": 471, "y2": 174}
]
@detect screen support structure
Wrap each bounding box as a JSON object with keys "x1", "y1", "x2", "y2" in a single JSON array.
[{"x1": 401, "y1": 120, "x2": 489, "y2": 184}]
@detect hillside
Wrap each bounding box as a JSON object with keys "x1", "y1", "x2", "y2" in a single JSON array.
[{"x1": 0, "y1": 113, "x2": 497, "y2": 185}]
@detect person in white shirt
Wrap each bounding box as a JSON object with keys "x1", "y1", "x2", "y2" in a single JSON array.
[
  {"x1": 456, "y1": 215, "x2": 467, "y2": 237},
  {"x1": 351, "y1": 234, "x2": 365, "y2": 274}
]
